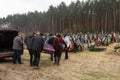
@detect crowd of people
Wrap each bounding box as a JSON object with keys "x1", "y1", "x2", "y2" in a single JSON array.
[{"x1": 12, "y1": 31, "x2": 120, "y2": 69}]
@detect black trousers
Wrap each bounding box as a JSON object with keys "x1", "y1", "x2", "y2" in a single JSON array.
[
  {"x1": 54, "y1": 50, "x2": 62, "y2": 65},
  {"x1": 50, "y1": 53, "x2": 54, "y2": 61},
  {"x1": 28, "y1": 49, "x2": 34, "y2": 66},
  {"x1": 33, "y1": 50, "x2": 41, "y2": 67},
  {"x1": 65, "y1": 48, "x2": 69, "y2": 59}
]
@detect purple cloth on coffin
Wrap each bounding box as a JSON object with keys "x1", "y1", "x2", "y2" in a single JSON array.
[{"x1": 43, "y1": 44, "x2": 55, "y2": 54}]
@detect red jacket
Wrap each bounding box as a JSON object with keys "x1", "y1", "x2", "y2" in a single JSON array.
[
  {"x1": 53, "y1": 37, "x2": 67, "y2": 51},
  {"x1": 112, "y1": 34, "x2": 115, "y2": 41}
]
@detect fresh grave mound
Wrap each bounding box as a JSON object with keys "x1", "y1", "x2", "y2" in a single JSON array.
[
  {"x1": 105, "y1": 51, "x2": 120, "y2": 56},
  {"x1": 88, "y1": 45, "x2": 107, "y2": 52},
  {"x1": 114, "y1": 44, "x2": 120, "y2": 49}
]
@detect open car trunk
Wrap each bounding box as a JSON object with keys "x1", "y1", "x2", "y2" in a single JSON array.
[{"x1": 0, "y1": 29, "x2": 18, "y2": 58}]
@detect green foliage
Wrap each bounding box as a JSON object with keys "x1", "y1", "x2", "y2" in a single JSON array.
[{"x1": 0, "y1": 0, "x2": 120, "y2": 33}]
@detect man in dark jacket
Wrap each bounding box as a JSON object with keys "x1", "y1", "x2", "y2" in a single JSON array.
[
  {"x1": 53, "y1": 34, "x2": 67, "y2": 65},
  {"x1": 32, "y1": 32, "x2": 44, "y2": 68},
  {"x1": 26, "y1": 32, "x2": 36, "y2": 66},
  {"x1": 47, "y1": 34, "x2": 55, "y2": 61},
  {"x1": 12, "y1": 32, "x2": 24, "y2": 64}
]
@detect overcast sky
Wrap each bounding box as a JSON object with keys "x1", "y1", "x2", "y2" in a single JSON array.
[{"x1": 0, "y1": 0, "x2": 86, "y2": 18}]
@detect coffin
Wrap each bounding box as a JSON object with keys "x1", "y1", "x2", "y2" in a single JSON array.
[{"x1": 43, "y1": 44, "x2": 55, "y2": 54}]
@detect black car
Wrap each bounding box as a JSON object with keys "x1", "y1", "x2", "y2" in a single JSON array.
[{"x1": 0, "y1": 29, "x2": 18, "y2": 58}]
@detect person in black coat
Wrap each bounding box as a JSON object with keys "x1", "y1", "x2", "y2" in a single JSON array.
[
  {"x1": 32, "y1": 32, "x2": 44, "y2": 68},
  {"x1": 47, "y1": 34, "x2": 55, "y2": 61},
  {"x1": 26, "y1": 32, "x2": 36, "y2": 66}
]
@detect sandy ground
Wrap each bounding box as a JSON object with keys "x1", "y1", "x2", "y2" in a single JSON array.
[{"x1": 0, "y1": 43, "x2": 120, "y2": 80}]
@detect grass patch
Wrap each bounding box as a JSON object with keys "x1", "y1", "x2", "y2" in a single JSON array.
[
  {"x1": 1, "y1": 43, "x2": 120, "y2": 80},
  {"x1": 85, "y1": 71, "x2": 107, "y2": 79}
]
